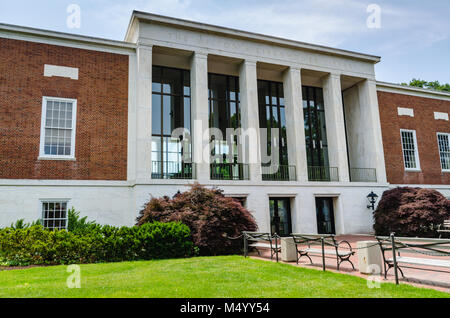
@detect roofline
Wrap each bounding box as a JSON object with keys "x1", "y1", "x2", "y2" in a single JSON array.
[
  {"x1": 0, "y1": 22, "x2": 136, "y2": 51},
  {"x1": 125, "y1": 11, "x2": 381, "y2": 64},
  {"x1": 376, "y1": 81, "x2": 450, "y2": 100}
]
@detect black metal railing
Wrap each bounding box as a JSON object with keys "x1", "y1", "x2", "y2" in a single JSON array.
[
  {"x1": 210, "y1": 163, "x2": 250, "y2": 180},
  {"x1": 350, "y1": 168, "x2": 377, "y2": 182},
  {"x1": 152, "y1": 161, "x2": 195, "y2": 179},
  {"x1": 307, "y1": 166, "x2": 339, "y2": 182},
  {"x1": 261, "y1": 164, "x2": 297, "y2": 181}
]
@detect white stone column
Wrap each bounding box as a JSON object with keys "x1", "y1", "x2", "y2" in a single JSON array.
[
  {"x1": 239, "y1": 60, "x2": 262, "y2": 182},
  {"x1": 357, "y1": 79, "x2": 387, "y2": 183},
  {"x1": 135, "y1": 44, "x2": 153, "y2": 183},
  {"x1": 190, "y1": 52, "x2": 210, "y2": 182},
  {"x1": 283, "y1": 67, "x2": 308, "y2": 182},
  {"x1": 322, "y1": 73, "x2": 350, "y2": 182}
]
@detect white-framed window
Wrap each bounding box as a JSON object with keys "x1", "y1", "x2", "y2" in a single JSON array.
[
  {"x1": 400, "y1": 129, "x2": 420, "y2": 171},
  {"x1": 437, "y1": 132, "x2": 450, "y2": 171},
  {"x1": 41, "y1": 200, "x2": 68, "y2": 230},
  {"x1": 39, "y1": 96, "x2": 77, "y2": 159}
]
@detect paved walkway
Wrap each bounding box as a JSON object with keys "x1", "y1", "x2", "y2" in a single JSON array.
[{"x1": 250, "y1": 234, "x2": 450, "y2": 293}]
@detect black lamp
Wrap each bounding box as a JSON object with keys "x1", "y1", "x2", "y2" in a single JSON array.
[{"x1": 367, "y1": 191, "x2": 379, "y2": 210}]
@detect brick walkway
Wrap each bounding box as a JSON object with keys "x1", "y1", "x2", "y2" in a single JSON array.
[{"x1": 250, "y1": 234, "x2": 450, "y2": 293}]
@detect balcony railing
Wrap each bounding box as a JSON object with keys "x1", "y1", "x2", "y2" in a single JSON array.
[
  {"x1": 152, "y1": 161, "x2": 196, "y2": 179},
  {"x1": 308, "y1": 166, "x2": 339, "y2": 182},
  {"x1": 350, "y1": 168, "x2": 377, "y2": 182},
  {"x1": 262, "y1": 164, "x2": 297, "y2": 181},
  {"x1": 210, "y1": 163, "x2": 250, "y2": 180}
]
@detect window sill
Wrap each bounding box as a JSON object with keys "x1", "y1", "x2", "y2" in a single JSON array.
[
  {"x1": 405, "y1": 168, "x2": 421, "y2": 172},
  {"x1": 38, "y1": 156, "x2": 76, "y2": 161}
]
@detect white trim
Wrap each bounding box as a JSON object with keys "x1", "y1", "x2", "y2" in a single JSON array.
[
  {"x1": 400, "y1": 129, "x2": 421, "y2": 171},
  {"x1": 377, "y1": 81, "x2": 450, "y2": 101},
  {"x1": 0, "y1": 22, "x2": 135, "y2": 51},
  {"x1": 39, "y1": 96, "x2": 77, "y2": 160},
  {"x1": 437, "y1": 132, "x2": 450, "y2": 172}
]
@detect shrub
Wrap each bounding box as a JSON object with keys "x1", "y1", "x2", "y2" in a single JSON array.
[
  {"x1": 373, "y1": 187, "x2": 450, "y2": 237},
  {"x1": 9, "y1": 219, "x2": 41, "y2": 229},
  {"x1": 136, "y1": 183, "x2": 258, "y2": 255},
  {"x1": 0, "y1": 222, "x2": 193, "y2": 266},
  {"x1": 67, "y1": 208, "x2": 97, "y2": 233}
]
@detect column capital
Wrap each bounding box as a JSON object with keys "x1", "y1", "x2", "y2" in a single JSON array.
[
  {"x1": 242, "y1": 59, "x2": 257, "y2": 67},
  {"x1": 136, "y1": 42, "x2": 153, "y2": 50},
  {"x1": 329, "y1": 72, "x2": 342, "y2": 79},
  {"x1": 192, "y1": 51, "x2": 208, "y2": 60},
  {"x1": 287, "y1": 65, "x2": 301, "y2": 72}
]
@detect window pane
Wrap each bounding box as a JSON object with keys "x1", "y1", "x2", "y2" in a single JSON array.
[
  {"x1": 184, "y1": 97, "x2": 191, "y2": 133},
  {"x1": 152, "y1": 94, "x2": 161, "y2": 135},
  {"x1": 163, "y1": 95, "x2": 172, "y2": 135},
  {"x1": 162, "y1": 68, "x2": 182, "y2": 95}
]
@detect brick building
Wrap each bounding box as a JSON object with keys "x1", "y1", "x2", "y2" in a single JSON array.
[{"x1": 0, "y1": 11, "x2": 448, "y2": 233}]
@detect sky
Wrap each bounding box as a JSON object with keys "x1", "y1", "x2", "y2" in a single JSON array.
[{"x1": 0, "y1": 0, "x2": 448, "y2": 84}]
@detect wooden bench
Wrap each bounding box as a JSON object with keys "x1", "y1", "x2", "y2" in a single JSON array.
[
  {"x1": 376, "y1": 234, "x2": 450, "y2": 284},
  {"x1": 438, "y1": 220, "x2": 450, "y2": 238},
  {"x1": 291, "y1": 234, "x2": 355, "y2": 271},
  {"x1": 243, "y1": 232, "x2": 281, "y2": 262}
]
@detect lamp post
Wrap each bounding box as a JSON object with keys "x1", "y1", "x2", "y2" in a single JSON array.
[{"x1": 367, "y1": 191, "x2": 379, "y2": 210}]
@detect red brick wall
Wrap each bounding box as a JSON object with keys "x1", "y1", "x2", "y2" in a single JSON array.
[
  {"x1": 378, "y1": 91, "x2": 450, "y2": 185},
  {"x1": 0, "y1": 38, "x2": 129, "y2": 180}
]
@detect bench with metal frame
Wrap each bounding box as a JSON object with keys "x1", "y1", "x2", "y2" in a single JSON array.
[
  {"x1": 437, "y1": 220, "x2": 450, "y2": 238},
  {"x1": 291, "y1": 233, "x2": 355, "y2": 271},
  {"x1": 243, "y1": 232, "x2": 281, "y2": 262},
  {"x1": 376, "y1": 233, "x2": 450, "y2": 284}
]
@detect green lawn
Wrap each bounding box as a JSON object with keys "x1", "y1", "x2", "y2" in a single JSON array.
[{"x1": 0, "y1": 256, "x2": 447, "y2": 298}]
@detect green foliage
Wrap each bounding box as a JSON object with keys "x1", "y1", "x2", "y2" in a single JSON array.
[
  {"x1": 0, "y1": 222, "x2": 193, "y2": 266},
  {"x1": 67, "y1": 208, "x2": 97, "y2": 233},
  {"x1": 9, "y1": 219, "x2": 41, "y2": 229},
  {"x1": 401, "y1": 78, "x2": 450, "y2": 92}
]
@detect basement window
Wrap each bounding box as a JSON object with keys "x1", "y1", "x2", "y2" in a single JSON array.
[
  {"x1": 39, "y1": 97, "x2": 77, "y2": 160},
  {"x1": 437, "y1": 133, "x2": 450, "y2": 171},
  {"x1": 400, "y1": 129, "x2": 420, "y2": 171},
  {"x1": 41, "y1": 201, "x2": 68, "y2": 230}
]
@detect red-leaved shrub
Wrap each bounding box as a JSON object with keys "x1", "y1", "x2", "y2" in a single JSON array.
[
  {"x1": 373, "y1": 187, "x2": 450, "y2": 237},
  {"x1": 136, "y1": 183, "x2": 258, "y2": 255}
]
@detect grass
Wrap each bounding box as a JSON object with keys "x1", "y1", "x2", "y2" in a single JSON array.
[{"x1": 0, "y1": 256, "x2": 448, "y2": 298}]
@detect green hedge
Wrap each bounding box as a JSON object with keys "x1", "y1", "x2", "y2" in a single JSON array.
[{"x1": 0, "y1": 222, "x2": 193, "y2": 266}]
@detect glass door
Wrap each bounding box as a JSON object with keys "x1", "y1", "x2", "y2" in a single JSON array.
[
  {"x1": 269, "y1": 198, "x2": 292, "y2": 237},
  {"x1": 315, "y1": 197, "x2": 335, "y2": 234}
]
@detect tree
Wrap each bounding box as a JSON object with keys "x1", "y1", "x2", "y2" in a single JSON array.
[
  {"x1": 401, "y1": 78, "x2": 450, "y2": 92},
  {"x1": 373, "y1": 187, "x2": 450, "y2": 237},
  {"x1": 136, "y1": 183, "x2": 258, "y2": 255}
]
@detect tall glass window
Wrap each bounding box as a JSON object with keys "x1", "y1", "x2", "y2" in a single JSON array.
[
  {"x1": 208, "y1": 73, "x2": 240, "y2": 163},
  {"x1": 258, "y1": 80, "x2": 288, "y2": 165},
  {"x1": 151, "y1": 66, "x2": 191, "y2": 179},
  {"x1": 302, "y1": 86, "x2": 329, "y2": 167}
]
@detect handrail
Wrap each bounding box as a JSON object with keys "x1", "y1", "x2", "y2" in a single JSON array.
[
  {"x1": 261, "y1": 164, "x2": 297, "y2": 181},
  {"x1": 210, "y1": 163, "x2": 250, "y2": 180},
  {"x1": 350, "y1": 168, "x2": 377, "y2": 182},
  {"x1": 307, "y1": 166, "x2": 339, "y2": 182},
  {"x1": 152, "y1": 161, "x2": 195, "y2": 179}
]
